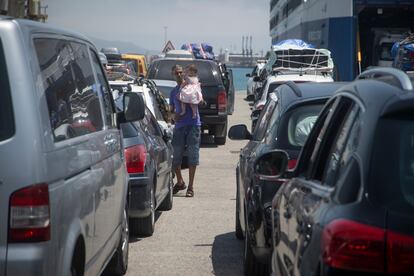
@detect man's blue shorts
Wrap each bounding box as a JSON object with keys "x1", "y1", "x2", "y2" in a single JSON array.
[{"x1": 171, "y1": 125, "x2": 200, "y2": 168}]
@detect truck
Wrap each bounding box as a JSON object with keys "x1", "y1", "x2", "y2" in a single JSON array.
[{"x1": 147, "y1": 58, "x2": 231, "y2": 145}]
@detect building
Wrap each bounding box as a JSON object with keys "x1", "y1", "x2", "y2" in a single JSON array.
[
  {"x1": 269, "y1": 0, "x2": 414, "y2": 80},
  {"x1": 1, "y1": 0, "x2": 48, "y2": 22}
]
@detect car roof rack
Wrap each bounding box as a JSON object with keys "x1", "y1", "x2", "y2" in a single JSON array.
[
  {"x1": 357, "y1": 68, "x2": 413, "y2": 91},
  {"x1": 283, "y1": 81, "x2": 302, "y2": 97}
]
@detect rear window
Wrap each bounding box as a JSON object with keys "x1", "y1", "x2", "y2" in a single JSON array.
[
  {"x1": 148, "y1": 60, "x2": 219, "y2": 84},
  {"x1": 280, "y1": 104, "x2": 324, "y2": 149},
  {"x1": 369, "y1": 115, "x2": 414, "y2": 211},
  {"x1": 0, "y1": 39, "x2": 15, "y2": 141}
]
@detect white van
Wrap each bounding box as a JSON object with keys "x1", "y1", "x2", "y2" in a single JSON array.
[{"x1": 0, "y1": 17, "x2": 144, "y2": 276}]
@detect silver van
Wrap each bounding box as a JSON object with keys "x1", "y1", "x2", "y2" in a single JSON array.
[{"x1": 0, "y1": 17, "x2": 144, "y2": 276}]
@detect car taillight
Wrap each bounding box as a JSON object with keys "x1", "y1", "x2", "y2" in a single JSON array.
[
  {"x1": 387, "y1": 231, "x2": 414, "y2": 273},
  {"x1": 124, "y1": 144, "x2": 146, "y2": 174},
  {"x1": 218, "y1": 90, "x2": 227, "y2": 114},
  {"x1": 9, "y1": 184, "x2": 50, "y2": 243},
  {"x1": 322, "y1": 219, "x2": 385, "y2": 273},
  {"x1": 287, "y1": 159, "x2": 297, "y2": 170}
]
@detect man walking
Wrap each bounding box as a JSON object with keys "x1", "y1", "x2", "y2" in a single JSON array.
[{"x1": 170, "y1": 65, "x2": 201, "y2": 197}]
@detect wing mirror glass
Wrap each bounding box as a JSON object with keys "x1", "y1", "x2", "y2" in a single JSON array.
[
  {"x1": 123, "y1": 92, "x2": 145, "y2": 122},
  {"x1": 254, "y1": 150, "x2": 289, "y2": 180},
  {"x1": 228, "y1": 124, "x2": 251, "y2": 140},
  {"x1": 246, "y1": 73, "x2": 251, "y2": 77}
]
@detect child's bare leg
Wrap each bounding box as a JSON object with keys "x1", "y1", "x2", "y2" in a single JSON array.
[
  {"x1": 190, "y1": 104, "x2": 197, "y2": 118},
  {"x1": 180, "y1": 102, "x2": 186, "y2": 116}
]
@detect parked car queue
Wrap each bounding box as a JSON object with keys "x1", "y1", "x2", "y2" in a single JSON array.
[
  {"x1": 231, "y1": 61, "x2": 414, "y2": 276},
  {"x1": 0, "y1": 15, "x2": 239, "y2": 276}
]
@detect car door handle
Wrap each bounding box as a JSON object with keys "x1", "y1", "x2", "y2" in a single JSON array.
[
  {"x1": 104, "y1": 139, "x2": 116, "y2": 145},
  {"x1": 104, "y1": 138, "x2": 117, "y2": 152}
]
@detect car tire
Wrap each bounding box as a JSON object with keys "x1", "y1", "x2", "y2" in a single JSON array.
[
  {"x1": 130, "y1": 185, "x2": 155, "y2": 237},
  {"x1": 70, "y1": 258, "x2": 81, "y2": 276},
  {"x1": 158, "y1": 172, "x2": 173, "y2": 211},
  {"x1": 235, "y1": 167, "x2": 244, "y2": 240},
  {"x1": 106, "y1": 206, "x2": 129, "y2": 275},
  {"x1": 244, "y1": 224, "x2": 269, "y2": 276}
]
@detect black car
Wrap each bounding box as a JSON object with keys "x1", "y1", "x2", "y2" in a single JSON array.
[
  {"x1": 228, "y1": 82, "x2": 346, "y2": 276},
  {"x1": 147, "y1": 58, "x2": 229, "y2": 145},
  {"x1": 256, "y1": 68, "x2": 414, "y2": 275},
  {"x1": 217, "y1": 62, "x2": 236, "y2": 115},
  {"x1": 116, "y1": 94, "x2": 174, "y2": 237}
]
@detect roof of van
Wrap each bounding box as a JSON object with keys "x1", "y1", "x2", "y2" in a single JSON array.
[{"x1": 0, "y1": 17, "x2": 95, "y2": 46}]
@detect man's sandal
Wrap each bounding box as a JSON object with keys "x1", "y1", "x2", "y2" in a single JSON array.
[
  {"x1": 186, "y1": 187, "x2": 194, "y2": 198},
  {"x1": 173, "y1": 182, "x2": 186, "y2": 194}
]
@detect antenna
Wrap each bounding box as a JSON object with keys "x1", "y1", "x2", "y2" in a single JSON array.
[
  {"x1": 242, "y1": 36, "x2": 245, "y2": 57},
  {"x1": 250, "y1": 35, "x2": 253, "y2": 57}
]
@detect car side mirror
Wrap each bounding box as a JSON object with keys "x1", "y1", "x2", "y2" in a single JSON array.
[
  {"x1": 123, "y1": 92, "x2": 145, "y2": 122},
  {"x1": 254, "y1": 150, "x2": 289, "y2": 181},
  {"x1": 246, "y1": 73, "x2": 251, "y2": 77},
  {"x1": 253, "y1": 76, "x2": 261, "y2": 82},
  {"x1": 246, "y1": 94, "x2": 255, "y2": 102},
  {"x1": 228, "y1": 124, "x2": 252, "y2": 140}
]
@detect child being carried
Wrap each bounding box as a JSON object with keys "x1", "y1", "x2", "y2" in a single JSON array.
[{"x1": 179, "y1": 65, "x2": 203, "y2": 119}]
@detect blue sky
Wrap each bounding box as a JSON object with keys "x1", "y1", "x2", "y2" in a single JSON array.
[{"x1": 43, "y1": 0, "x2": 270, "y2": 54}]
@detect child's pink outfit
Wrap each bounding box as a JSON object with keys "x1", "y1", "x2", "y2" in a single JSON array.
[{"x1": 179, "y1": 76, "x2": 203, "y2": 104}]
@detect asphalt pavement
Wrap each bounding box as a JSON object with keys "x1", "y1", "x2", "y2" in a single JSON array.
[{"x1": 125, "y1": 92, "x2": 251, "y2": 276}]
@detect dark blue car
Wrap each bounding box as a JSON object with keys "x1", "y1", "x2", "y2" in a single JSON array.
[
  {"x1": 116, "y1": 94, "x2": 174, "y2": 237},
  {"x1": 228, "y1": 82, "x2": 346, "y2": 275},
  {"x1": 259, "y1": 68, "x2": 414, "y2": 276}
]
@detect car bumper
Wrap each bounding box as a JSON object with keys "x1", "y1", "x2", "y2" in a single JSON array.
[
  {"x1": 200, "y1": 114, "x2": 227, "y2": 125},
  {"x1": 5, "y1": 244, "x2": 56, "y2": 276},
  {"x1": 128, "y1": 175, "x2": 152, "y2": 218}
]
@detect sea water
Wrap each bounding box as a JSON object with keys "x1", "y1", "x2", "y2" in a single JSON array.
[{"x1": 230, "y1": 67, "x2": 254, "y2": 92}]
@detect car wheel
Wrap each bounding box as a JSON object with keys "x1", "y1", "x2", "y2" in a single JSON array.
[
  {"x1": 235, "y1": 167, "x2": 244, "y2": 240},
  {"x1": 158, "y1": 172, "x2": 173, "y2": 211},
  {"x1": 106, "y1": 206, "x2": 129, "y2": 275},
  {"x1": 130, "y1": 185, "x2": 155, "y2": 236},
  {"x1": 70, "y1": 260, "x2": 80, "y2": 276},
  {"x1": 244, "y1": 221, "x2": 268, "y2": 276}
]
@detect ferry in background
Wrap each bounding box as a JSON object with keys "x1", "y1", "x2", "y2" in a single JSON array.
[{"x1": 269, "y1": 0, "x2": 414, "y2": 81}]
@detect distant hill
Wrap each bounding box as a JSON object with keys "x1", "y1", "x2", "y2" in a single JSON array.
[{"x1": 88, "y1": 36, "x2": 160, "y2": 56}]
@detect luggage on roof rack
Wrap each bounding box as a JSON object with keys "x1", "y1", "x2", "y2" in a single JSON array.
[
  {"x1": 392, "y1": 34, "x2": 414, "y2": 72},
  {"x1": 181, "y1": 43, "x2": 215, "y2": 60},
  {"x1": 266, "y1": 39, "x2": 334, "y2": 73}
]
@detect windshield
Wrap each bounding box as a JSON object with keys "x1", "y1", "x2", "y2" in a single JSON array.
[
  {"x1": 148, "y1": 60, "x2": 220, "y2": 84},
  {"x1": 0, "y1": 39, "x2": 15, "y2": 141},
  {"x1": 369, "y1": 115, "x2": 414, "y2": 212},
  {"x1": 379, "y1": 42, "x2": 394, "y2": 61}
]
